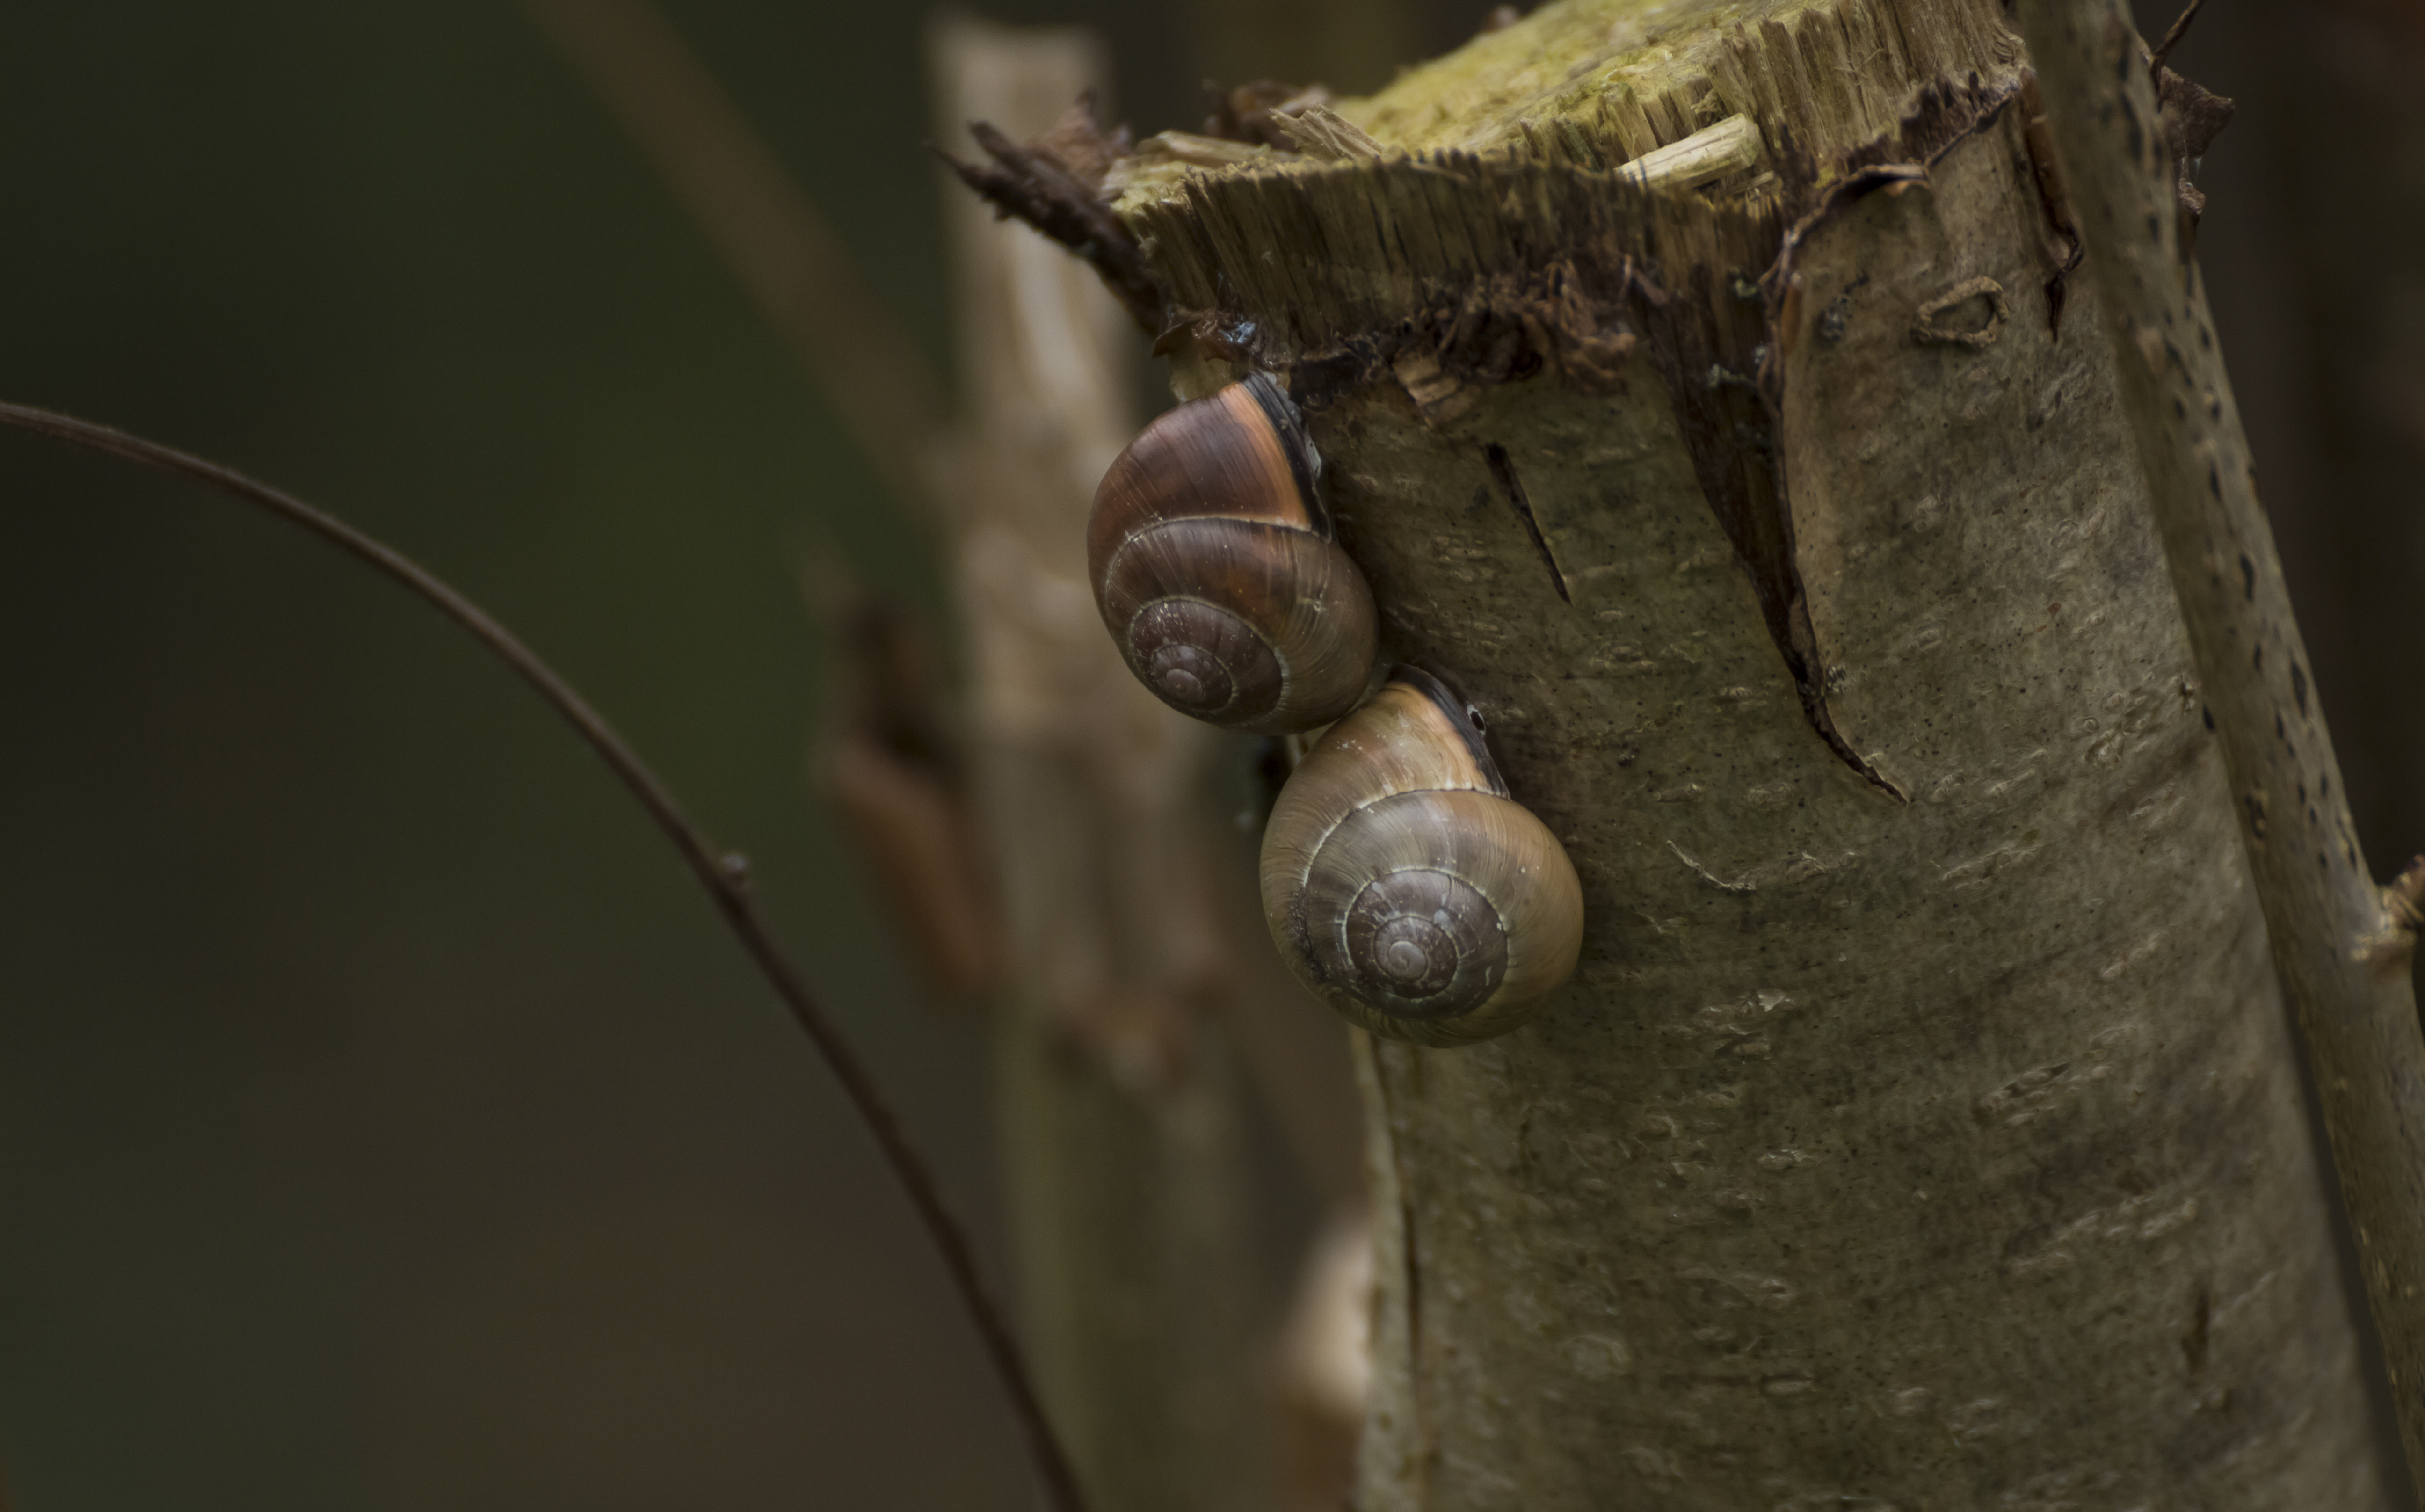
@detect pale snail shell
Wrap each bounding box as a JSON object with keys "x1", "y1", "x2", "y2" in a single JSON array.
[
  {"x1": 1260, "y1": 668, "x2": 1585, "y2": 1047},
  {"x1": 1088, "y1": 373, "x2": 1379, "y2": 734}
]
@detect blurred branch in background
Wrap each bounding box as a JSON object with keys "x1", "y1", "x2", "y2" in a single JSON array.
[
  {"x1": 528, "y1": 4, "x2": 1371, "y2": 1508},
  {"x1": 2014, "y1": 0, "x2": 2425, "y2": 1470},
  {"x1": 932, "y1": 22, "x2": 1269, "y2": 1510},
  {"x1": 1176, "y1": 0, "x2": 1417, "y2": 99},
  {"x1": 521, "y1": 0, "x2": 949, "y2": 525},
  {"x1": 810, "y1": 579, "x2": 1002, "y2": 1004},
  {"x1": 2254, "y1": 0, "x2": 2425, "y2": 876},
  {"x1": 2142, "y1": 0, "x2": 2425, "y2": 916},
  {"x1": 933, "y1": 17, "x2": 1375, "y2": 1506}
]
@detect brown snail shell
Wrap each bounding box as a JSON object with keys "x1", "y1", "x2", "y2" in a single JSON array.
[
  {"x1": 1088, "y1": 374, "x2": 1378, "y2": 734},
  {"x1": 1260, "y1": 668, "x2": 1584, "y2": 1047}
]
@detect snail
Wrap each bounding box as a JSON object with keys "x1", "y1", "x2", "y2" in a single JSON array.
[
  {"x1": 1261, "y1": 667, "x2": 1584, "y2": 1047},
  {"x1": 1088, "y1": 373, "x2": 1378, "y2": 734}
]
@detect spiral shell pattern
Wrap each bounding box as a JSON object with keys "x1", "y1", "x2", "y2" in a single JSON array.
[
  {"x1": 1260, "y1": 669, "x2": 1584, "y2": 1046},
  {"x1": 1088, "y1": 375, "x2": 1377, "y2": 734}
]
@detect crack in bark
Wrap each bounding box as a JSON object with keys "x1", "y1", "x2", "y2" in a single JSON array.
[
  {"x1": 2021, "y1": 74, "x2": 2086, "y2": 336},
  {"x1": 1637, "y1": 250, "x2": 1907, "y2": 801},
  {"x1": 1483, "y1": 443, "x2": 1573, "y2": 605},
  {"x1": 1626, "y1": 82, "x2": 2019, "y2": 804},
  {"x1": 1660, "y1": 74, "x2": 2030, "y2": 805}
]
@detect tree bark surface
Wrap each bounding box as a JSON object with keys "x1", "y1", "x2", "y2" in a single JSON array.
[
  {"x1": 1107, "y1": 0, "x2": 2394, "y2": 1505},
  {"x1": 2012, "y1": 0, "x2": 2425, "y2": 1486}
]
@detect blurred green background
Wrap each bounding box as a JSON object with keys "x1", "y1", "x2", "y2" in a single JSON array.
[
  {"x1": 0, "y1": 2, "x2": 2415, "y2": 1508},
  {"x1": 0, "y1": 4, "x2": 1466, "y2": 1508}
]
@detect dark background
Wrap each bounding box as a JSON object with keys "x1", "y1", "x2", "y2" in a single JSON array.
[{"x1": 0, "y1": 2, "x2": 2413, "y2": 1508}]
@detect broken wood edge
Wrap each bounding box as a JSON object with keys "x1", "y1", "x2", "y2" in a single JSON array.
[
  {"x1": 1087, "y1": 20, "x2": 2037, "y2": 804},
  {"x1": 1065, "y1": 6, "x2": 2040, "y2": 805}
]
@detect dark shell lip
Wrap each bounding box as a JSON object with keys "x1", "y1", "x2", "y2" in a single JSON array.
[
  {"x1": 1384, "y1": 665, "x2": 1502, "y2": 793},
  {"x1": 1086, "y1": 376, "x2": 1328, "y2": 590},
  {"x1": 1237, "y1": 371, "x2": 1329, "y2": 533}
]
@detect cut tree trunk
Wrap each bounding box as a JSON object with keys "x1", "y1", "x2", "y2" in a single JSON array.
[{"x1": 1073, "y1": 0, "x2": 2421, "y2": 1505}]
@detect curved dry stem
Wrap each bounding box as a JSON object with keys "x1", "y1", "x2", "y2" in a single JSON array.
[{"x1": 0, "y1": 400, "x2": 1089, "y2": 1512}]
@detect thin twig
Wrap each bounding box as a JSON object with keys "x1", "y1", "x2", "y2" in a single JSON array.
[
  {"x1": 2390, "y1": 857, "x2": 2425, "y2": 937},
  {"x1": 0, "y1": 400, "x2": 1090, "y2": 1512},
  {"x1": 938, "y1": 122, "x2": 1164, "y2": 334},
  {"x1": 520, "y1": 0, "x2": 949, "y2": 523},
  {"x1": 2149, "y1": 0, "x2": 2208, "y2": 71}
]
